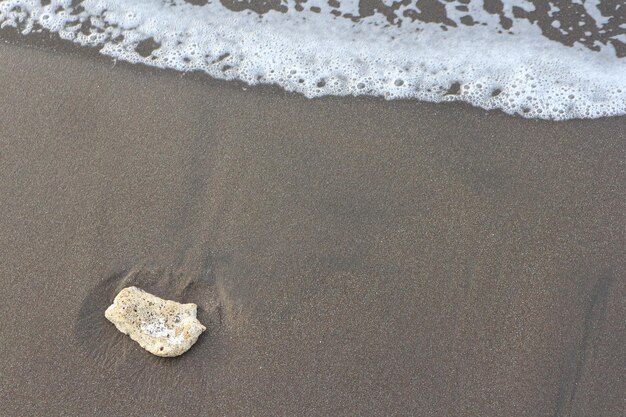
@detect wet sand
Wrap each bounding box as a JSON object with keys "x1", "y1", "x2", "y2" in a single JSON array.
[{"x1": 0, "y1": 39, "x2": 624, "y2": 416}]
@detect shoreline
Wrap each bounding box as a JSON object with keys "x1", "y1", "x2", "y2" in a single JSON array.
[{"x1": 2, "y1": 27, "x2": 620, "y2": 123}]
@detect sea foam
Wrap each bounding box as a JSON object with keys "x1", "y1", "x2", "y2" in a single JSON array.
[{"x1": 1, "y1": 0, "x2": 624, "y2": 120}]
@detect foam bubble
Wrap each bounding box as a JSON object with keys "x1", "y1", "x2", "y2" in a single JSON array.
[{"x1": 1, "y1": 0, "x2": 624, "y2": 120}]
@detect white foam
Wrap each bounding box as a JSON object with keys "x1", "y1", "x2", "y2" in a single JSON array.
[
  {"x1": 583, "y1": 0, "x2": 610, "y2": 28},
  {"x1": 1, "y1": 0, "x2": 625, "y2": 120}
]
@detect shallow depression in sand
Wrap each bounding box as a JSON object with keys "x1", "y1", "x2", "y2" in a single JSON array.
[{"x1": 75, "y1": 265, "x2": 229, "y2": 376}]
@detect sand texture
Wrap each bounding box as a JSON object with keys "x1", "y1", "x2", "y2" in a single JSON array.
[{"x1": 0, "y1": 39, "x2": 624, "y2": 416}]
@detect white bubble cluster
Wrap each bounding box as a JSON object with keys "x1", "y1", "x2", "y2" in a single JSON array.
[{"x1": 1, "y1": 0, "x2": 625, "y2": 120}]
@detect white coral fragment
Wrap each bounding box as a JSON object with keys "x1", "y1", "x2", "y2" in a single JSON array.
[{"x1": 105, "y1": 286, "x2": 206, "y2": 357}]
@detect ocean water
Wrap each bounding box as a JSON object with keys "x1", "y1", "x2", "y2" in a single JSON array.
[{"x1": 0, "y1": 0, "x2": 624, "y2": 120}]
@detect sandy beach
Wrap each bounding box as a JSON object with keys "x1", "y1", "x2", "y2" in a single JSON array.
[{"x1": 0, "y1": 38, "x2": 624, "y2": 416}]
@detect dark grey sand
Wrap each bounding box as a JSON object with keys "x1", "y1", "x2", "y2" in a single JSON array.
[{"x1": 0, "y1": 39, "x2": 624, "y2": 416}]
